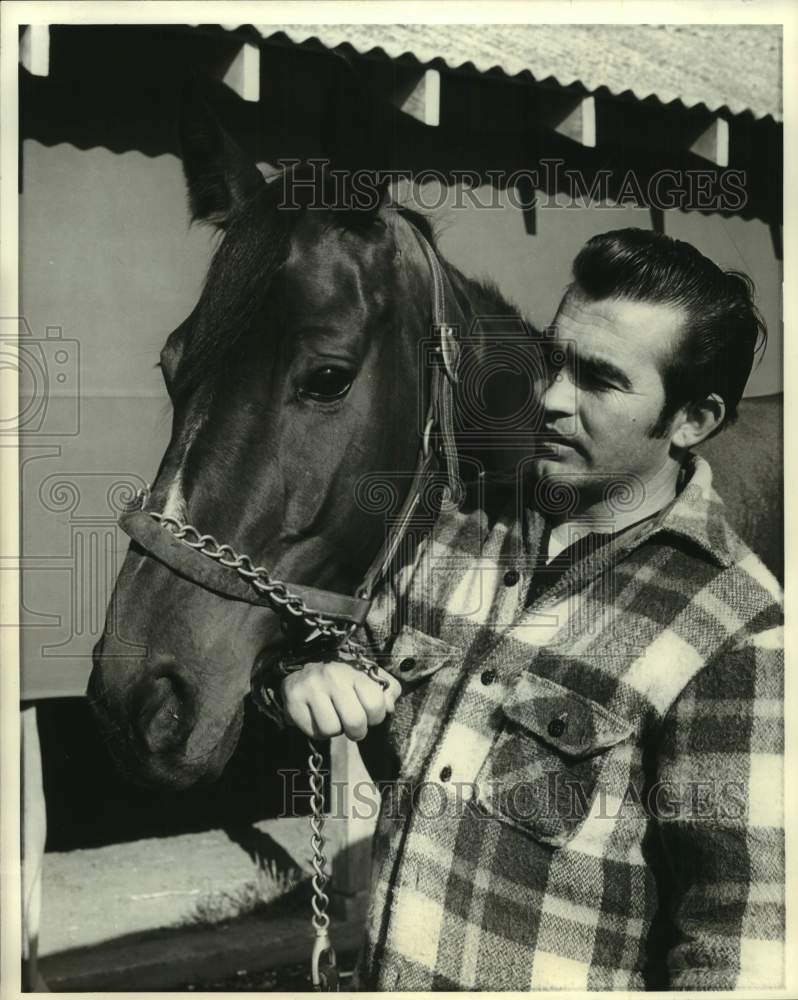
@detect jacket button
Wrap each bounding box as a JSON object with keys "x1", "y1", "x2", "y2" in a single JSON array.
[
  {"x1": 440, "y1": 765, "x2": 452, "y2": 782},
  {"x1": 399, "y1": 657, "x2": 416, "y2": 673},
  {"x1": 481, "y1": 669, "x2": 496, "y2": 686},
  {"x1": 503, "y1": 569, "x2": 519, "y2": 586},
  {"x1": 547, "y1": 717, "x2": 566, "y2": 738}
]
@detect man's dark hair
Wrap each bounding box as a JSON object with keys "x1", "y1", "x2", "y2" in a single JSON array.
[{"x1": 571, "y1": 228, "x2": 767, "y2": 437}]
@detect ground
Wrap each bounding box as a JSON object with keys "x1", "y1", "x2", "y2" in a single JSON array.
[
  {"x1": 180, "y1": 953, "x2": 359, "y2": 991},
  {"x1": 38, "y1": 817, "x2": 370, "y2": 991}
]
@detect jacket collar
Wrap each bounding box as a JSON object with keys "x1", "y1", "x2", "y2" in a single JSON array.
[
  {"x1": 521, "y1": 452, "x2": 736, "y2": 576},
  {"x1": 645, "y1": 452, "x2": 737, "y2": 569}
]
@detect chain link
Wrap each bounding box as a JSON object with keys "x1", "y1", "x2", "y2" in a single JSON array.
[
  {"x1": 146, "y1": 508, "x2": 352, "y2": 641},
  {"x1": 308, "y1": 740, "x2": 331, "y2": 933},
  {"x1": 308, "y1": 739, "x2": 339, "y2": 990}
]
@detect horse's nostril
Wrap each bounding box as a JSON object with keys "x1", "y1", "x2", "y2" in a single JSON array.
[{"x1": 136, "y1": 673, "x2": 194, "y2": 755}]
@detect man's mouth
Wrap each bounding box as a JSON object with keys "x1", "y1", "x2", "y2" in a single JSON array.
[{"x1": 535, "y1": 430, "x2": 579, "y2": 455}]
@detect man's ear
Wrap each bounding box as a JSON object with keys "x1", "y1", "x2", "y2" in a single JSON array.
[
  {"x1": 670, "y1": 393, "x2": 726, "y2": 448},
  {"x1": 179, "y1": 79, "x2": 265, "y2": 228}
]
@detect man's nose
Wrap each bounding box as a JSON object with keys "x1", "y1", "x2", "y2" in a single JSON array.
[{"x1": 539, "y1": 368, "x2": 577, "y2": 420}]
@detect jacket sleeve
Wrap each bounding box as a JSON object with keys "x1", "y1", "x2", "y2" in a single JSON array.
[
  {"x1": 655, "y1": 624, "x2": 784, "y2": 989},
  {"x1": 355, "y1": 529, "x2": 436, "y2": 785}
]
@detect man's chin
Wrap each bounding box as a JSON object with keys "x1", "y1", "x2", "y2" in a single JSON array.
[{"x1": 524, "y1": 454, "x2": 596, "y2": 515}]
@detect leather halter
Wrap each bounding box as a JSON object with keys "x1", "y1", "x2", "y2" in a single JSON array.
[{"x1": 118, "y1": 220, "x2": 464, "y2": 632}]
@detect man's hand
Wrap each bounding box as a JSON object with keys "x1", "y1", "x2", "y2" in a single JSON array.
[{"x1": 282, "y1": 661, "x2": 402, "y2": 740}]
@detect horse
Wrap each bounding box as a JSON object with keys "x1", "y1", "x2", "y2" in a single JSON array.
[{"x1": 88, "y1": 84, "x2": 533, "y2": 792}]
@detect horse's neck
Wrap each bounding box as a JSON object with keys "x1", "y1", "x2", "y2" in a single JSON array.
[
  {"x1": 442, "y1": 264, "x2": 533, "y2": 512},
  {"x1": 447, "y1": 266, "x2": 494, "y2": 320},
  {"x1": 447, "y1": 263, "x2": 533, "y2": 344}
]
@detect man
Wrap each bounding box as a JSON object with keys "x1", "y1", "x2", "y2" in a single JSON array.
[{"x1": 281, "y1": 229, "x2": 784, "y2": 990}]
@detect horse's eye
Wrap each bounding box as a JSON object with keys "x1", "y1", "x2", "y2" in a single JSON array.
[{"x1": 298, "y1": 366, "x2": 354, "y2": 402}]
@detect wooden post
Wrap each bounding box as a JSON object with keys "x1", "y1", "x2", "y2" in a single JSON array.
[
  {"x1": 327, "y1": 735, "x2": 378, "y2": 920},
  {"x1": 769, "y1": 221, "x2": 782, "y2": 262},
  {"x1": 21, "y1": 705, "x2": 48, "y2": 991}
]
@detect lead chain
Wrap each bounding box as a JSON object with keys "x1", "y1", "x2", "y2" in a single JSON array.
[
  {"x1": 302, "y1": 647, "x2": 386, "y2": 991},
  {"x1": 308, "y1": 739, "x2": 339, "y2": 991}
]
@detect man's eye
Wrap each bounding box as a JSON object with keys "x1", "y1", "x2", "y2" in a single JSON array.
[
  {"x1": 298, "y1": 366, "x2": 354, "y2": 401},
  {"x1": 581, "y1": 373, "x2": 613, "y2": 392}
]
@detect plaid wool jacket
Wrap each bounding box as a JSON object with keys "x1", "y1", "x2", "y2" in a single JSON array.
[{"x1": 354, "y1": 454, "x2": 784, "y2": 991}]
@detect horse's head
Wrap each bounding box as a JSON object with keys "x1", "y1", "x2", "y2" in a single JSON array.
[{"x1": 89, "y1": 88, "x2": 448, "y2": 788}]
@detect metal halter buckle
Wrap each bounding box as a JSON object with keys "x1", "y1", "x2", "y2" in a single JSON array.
[
  {"x1": 422, "y1": 416, "x2": 435, "y2": 459},
  {"x1": 439, "y1": 323, "x2": 460, "y2": 383}
]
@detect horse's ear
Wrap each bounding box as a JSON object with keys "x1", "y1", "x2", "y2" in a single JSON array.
[
  {"x1": 321, "y1": 54, "x2": 393, "y2": 213},
  {"x1": 178, "y1": 80, "x2": 265, "y2": 228}
]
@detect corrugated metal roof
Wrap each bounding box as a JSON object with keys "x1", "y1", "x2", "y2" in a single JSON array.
[{"x1": 252, "y1": 23, "x2": 782, "y2": 122}]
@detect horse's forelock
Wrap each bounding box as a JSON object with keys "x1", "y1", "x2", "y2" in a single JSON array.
[{"x1": 173, "y1": 183, "x2": 295, "y2": 404}]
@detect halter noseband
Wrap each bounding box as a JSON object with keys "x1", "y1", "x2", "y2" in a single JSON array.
[{"x1": 118, "y1": 222, "x2": 463, "y2": 641}]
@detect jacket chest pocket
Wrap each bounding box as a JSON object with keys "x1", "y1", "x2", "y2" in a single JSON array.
[{"x1": 474, "y1": 672, "x2": 633, "y2": 848}]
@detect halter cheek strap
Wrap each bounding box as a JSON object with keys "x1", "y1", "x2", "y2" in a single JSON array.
[
  {"x1": 118, "y1": 220, "x2": 463, "y2": 634},
  {"x1": 354, "y1": 223, "x2": 466, "y2": 602},
  {"x1": 412, "y1": 228, "x2": 463, "y2": 500}
]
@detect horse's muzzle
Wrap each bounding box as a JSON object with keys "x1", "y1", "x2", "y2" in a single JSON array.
[{"x1": 89, "y1": 638, "x2": 242, "y2": 790}]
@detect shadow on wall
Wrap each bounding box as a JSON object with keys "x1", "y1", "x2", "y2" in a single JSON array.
[{"x1": 38, "y1": 698, "x2": 320, "y2": 851}]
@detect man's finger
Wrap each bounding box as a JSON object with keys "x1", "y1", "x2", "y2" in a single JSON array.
[
  {"x1": 307, "y1": 692, "x2": 343, "y2": 739},
  {"x1": 288, "y1": 701, "x2": 316, "y2": 739},
  {"x1": 329, "y1": 685, "x2": 369, "y2": 740},
  {"x1": 371, "y1": 667, "x2": 402, "y2": 708},
  {"x1": 352, "y1": 670, "x2": 389, "y2": 725}
]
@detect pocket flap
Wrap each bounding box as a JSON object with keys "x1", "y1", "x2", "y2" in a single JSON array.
[
  {"x1": 502, "y1": 672, "x2": 633, "y2": 757},
  {"x1": 385, "y1": 625, "x2": 455, "y2": 684}
]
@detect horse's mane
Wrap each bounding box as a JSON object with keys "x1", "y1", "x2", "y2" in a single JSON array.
[{"x1": 395, "y1": 205, "x2": 527, "y2": 323}]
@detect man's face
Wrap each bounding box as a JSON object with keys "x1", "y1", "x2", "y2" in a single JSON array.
[{"x1": 529, "y1": 290, "x2": 686, "y2": 499}]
